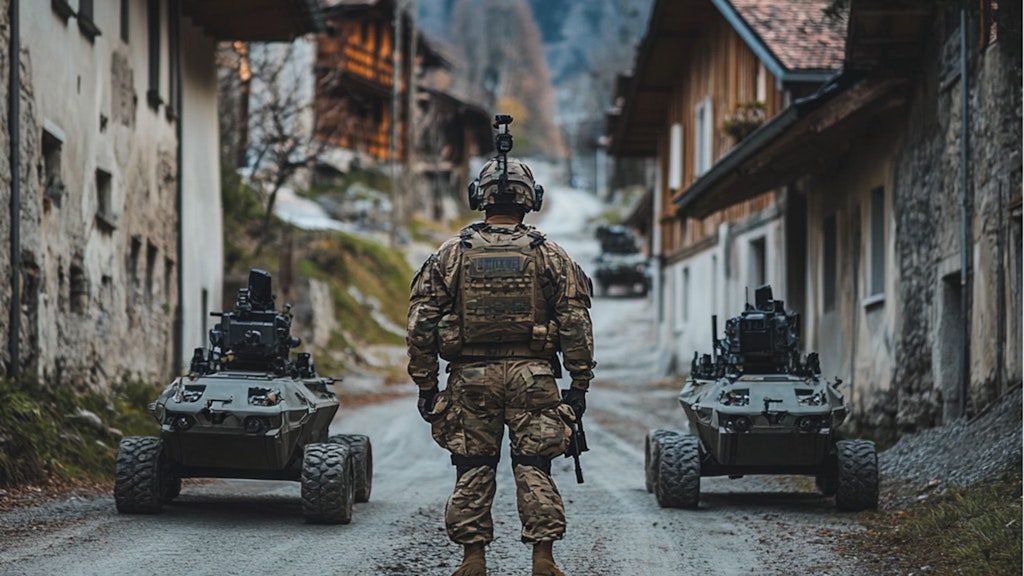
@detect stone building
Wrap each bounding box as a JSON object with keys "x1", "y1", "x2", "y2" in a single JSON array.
[
  {"x1": 618, "y1": 0, "x2": 1021, "y2": 434},
  {"x1": 0, "y1": 0, "x2": 322, "y2": 390}
]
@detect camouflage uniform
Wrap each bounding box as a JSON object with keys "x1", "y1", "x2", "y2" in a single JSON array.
[{"x1": 407, "y1": 222, "x2": 595, "y2": 545}]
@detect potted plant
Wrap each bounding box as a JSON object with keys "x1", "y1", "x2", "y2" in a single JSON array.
[{"x1": 722, "y1": 101, "x2": 766, "y2": 142}]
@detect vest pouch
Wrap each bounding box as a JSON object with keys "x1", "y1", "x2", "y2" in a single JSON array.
[
  {"x1": 437, "y1": 313, "x2": 462, "y2": 360},
  {"x1": 528, "y1": 321, "x2": 559, "y2": 354},
  {"x1": 429, "y1": 388, "x2": 466, "y2": 454}
]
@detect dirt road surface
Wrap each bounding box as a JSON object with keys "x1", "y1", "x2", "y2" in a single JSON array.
[{"x1": 0, "y1": 183, "x2": 873, "y2": 575}]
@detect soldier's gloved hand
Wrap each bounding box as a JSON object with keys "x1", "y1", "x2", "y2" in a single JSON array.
[
  {"x1": 561, "y1": 387, "x2": 587, "y2": 419},
  {"x1": 417, "y1": 386, "x2": 439, "y2": 421}
]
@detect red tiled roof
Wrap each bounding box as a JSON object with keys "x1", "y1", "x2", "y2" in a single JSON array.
[{"x1": 729, "y1": 0, "x2": 846, "y2": 71}]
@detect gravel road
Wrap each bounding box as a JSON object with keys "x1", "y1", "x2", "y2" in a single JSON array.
[{"x1": 0, "y1": 184, "x2": 880, "y2": 576}]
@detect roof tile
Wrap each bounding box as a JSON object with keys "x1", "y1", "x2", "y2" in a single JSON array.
[{"x1": 729, "y1": 0, "x2": 846, "y2": 72}]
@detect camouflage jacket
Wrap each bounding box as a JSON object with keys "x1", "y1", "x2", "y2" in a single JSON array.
[{"x1": 407, "y1": 222, "x2": 595, "y2": 392}]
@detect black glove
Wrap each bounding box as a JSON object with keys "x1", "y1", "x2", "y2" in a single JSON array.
[
  {"x1": 417, "y1": 386, "x2": 439, "y2": 421},
  {"x1": 561, "y1": 387, "x2": 587, "y2": 419}
]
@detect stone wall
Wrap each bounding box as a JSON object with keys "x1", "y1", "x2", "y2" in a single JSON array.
[
  {"x1": 893, "y1": 16, "x2": 1022, "y2": 428},
  {"x1": 0, "y1": 2, "x2": 185, "y2": 391}
]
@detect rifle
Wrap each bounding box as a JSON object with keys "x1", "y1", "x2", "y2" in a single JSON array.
[{"x1": 560, "y1": 389, "x2": 589, "y2": 484}]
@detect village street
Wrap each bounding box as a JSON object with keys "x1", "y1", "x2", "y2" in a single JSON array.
[{"x1": 0, "y1": 182, "x2": 875, "y2": 576}]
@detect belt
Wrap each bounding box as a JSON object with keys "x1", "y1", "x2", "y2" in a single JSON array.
[{"x1": 456, "y1": 342, "x2": 553, "y2": 361}]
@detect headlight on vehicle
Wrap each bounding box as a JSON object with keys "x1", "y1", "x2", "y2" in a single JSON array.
[
  {"x1": 243, "y1": 416, "x2": 268, "y2": 434},
  {"x1": 722, "y1": 415, "x2": 752, "y2": 432},
  {"x1": 166, "y1": 414, "x2": 196, "y2": 431}
]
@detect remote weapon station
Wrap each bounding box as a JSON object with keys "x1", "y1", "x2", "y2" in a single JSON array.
[
  {"x1": 645, "y1": 285, "x2": 878, "y2": 511},
  {"x1": 115, "y1": 269, "x2": 372, "y2": 524}
]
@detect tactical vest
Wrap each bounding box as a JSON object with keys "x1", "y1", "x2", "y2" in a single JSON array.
[{"x1": 456, "y1": 226, "x2": 551, "y2": 351}]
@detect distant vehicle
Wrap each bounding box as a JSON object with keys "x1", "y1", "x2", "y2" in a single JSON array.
[
  {"x1": 645, "y1": 285, "x2": 878, "y2": 511},
  {"x1": 115, "y1": 269, "x2": 372, "y2": 524},
  {"x1": 593, "y1": 225, "x2": 650, "y2": 297}
]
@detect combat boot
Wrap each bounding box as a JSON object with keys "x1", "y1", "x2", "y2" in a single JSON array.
[
  {"x1": 531, "y1": 541, "x2": 564, "y2": 576},
  {"x1": 452, "y1": 542, "x2": 486, "y2": 576}
]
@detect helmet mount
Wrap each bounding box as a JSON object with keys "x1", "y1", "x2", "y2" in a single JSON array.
[{"x1": 467, "y1": 113, "x2": 544, "y2": 212}]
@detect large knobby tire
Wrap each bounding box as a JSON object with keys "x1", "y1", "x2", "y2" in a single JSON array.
[
  {"x1": 835, "y1": 439, "x2": 879, "y2": 511},
  {"x1": 301, "y1": 443, "x2": 355, "y2": 524},
  {"x1": 114, "y1": 436, "x2": 166, "y2": 514},
  {"x1": 644, "y1": 429, "x2": 678, "y2": 493},
  {"x1": 329, "y1": 434, "x2": 373, "y2": 503},
  {"x1": 655, "y1": 434, "x2": 701, "y2": 509}
]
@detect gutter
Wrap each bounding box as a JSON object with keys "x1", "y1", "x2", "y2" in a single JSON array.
[
  {"x1": 709, "y1": 0, "x2": 836, "y2": 85},
  {"x1": 8, "y1": 0, "x2": 20, "y2": 377},
  {"x1": 174, "y1": 0, "x2": 184, "y2": 373},
  {"x1": 673, "y1": 72, "x2": 852, "y2": 213},
  {"x1": 958, "y1": 9, "x2": 972, "y2": 417}
]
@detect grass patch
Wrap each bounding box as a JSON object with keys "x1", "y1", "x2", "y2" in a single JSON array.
[
  {"x1": 0, "y1": 377, "x2": 162, "y2": 488},
  {"x1": 301, "y1": 230, "x2": 412, "y2": 333},
  {"x1": 849, "y1": 471, "x2": 1023, "y2": 576}
]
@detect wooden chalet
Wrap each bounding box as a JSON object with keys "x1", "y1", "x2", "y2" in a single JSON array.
[{"x1": 608, "y1": 0, "x2": 845, "y2": 378}]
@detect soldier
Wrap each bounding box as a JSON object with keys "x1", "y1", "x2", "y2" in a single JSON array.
[{"x1": 407, "y1": 124, "x2": 595, "y2": 576}]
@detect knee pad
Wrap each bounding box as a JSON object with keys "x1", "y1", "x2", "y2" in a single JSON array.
[
  {"x1": 511, "y1": 454, "x2": 552, "y2": 475},
  {"x1": 451, "y1": 454, "x2": 500, "y2": 479}
]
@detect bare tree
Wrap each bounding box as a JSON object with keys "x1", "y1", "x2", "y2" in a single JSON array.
[{"x1": 219, "y1": 40, "x2": 341, "y2": 255}]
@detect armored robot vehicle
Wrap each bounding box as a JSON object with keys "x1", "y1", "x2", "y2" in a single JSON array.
[
  {"x1": 115, "y1": 269, "x2": 372, "y2": 524},
  {"x1": 593, "y1": 225, "x2": 650, "y2": 297},
  {"x1": 644, "y1": 285, "x2": 878, "y2": 511}
]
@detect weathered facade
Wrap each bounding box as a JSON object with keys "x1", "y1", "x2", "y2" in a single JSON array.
[
  {"x1": 607, "y1": 0, "x2": 844, "y2": 377},
  {"x1": 0, "y1": 0, "x2": 320, "y2": 390},
  {"x1": 624, "y1": 0, "x2": 1022, "y2": 433}
]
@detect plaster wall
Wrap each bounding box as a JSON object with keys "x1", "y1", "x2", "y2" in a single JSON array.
[
  {"x1": 179, "y1": 18, "x2": 222, "y2": 365},
  {"x1": 656, "y1": 212, "x2": 783, "y2": 377},
  {"x1": 0, "y1": 0, "x2": 223, "y2": 389},
  {"x1": 804, "y1": 121, "x2": 902, "y2": 432}
]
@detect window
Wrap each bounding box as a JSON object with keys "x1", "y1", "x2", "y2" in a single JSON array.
[
  {"x1": 146, "y1": 242, "x2": 158, "y2": 302},
  {"x1": 822, "y1": 214, "x2": 837, "y2": 312},
  {"x1": 120, "y1": 0, "x2": 129, "y2": 43},
  {"x1": 69, "y1": 263, "x2": 87, "y2": 314},
  {"x1": 95, "y1": 168, "x2": 116, "y2": 231},
  {"x1": 755, "y1": 63, "x2": 767, "y2": 103},
  {"x1": 869, "y1": 187, "x2": 885, "y2": 297},
  {"x1": 711, "y1": 254, "x2": 718, "y2": 316},
  {"x1": 147, "y1": 0, "x2": 163, "y2": 108},
  {"x1": 682, "y1": 267, "x2": 690, "y2": 322},
  {"x1": 41, "y1": 126, "x2": 65, "y2": 207},
  {"x1": 166, "y1": 0, "x2": 179, "y2": 119},
  {"x1": 78, "y1": 0, "x2": 102, "y2": 41},
  {"x1": 201, "y1": 288, "x2": 209, "y2": 340},
  {"x1": 673, "y1": 266, "x2": 688, "y2": 332},
  {"x1": 694, "y1": 97, "x2": 714, "y2": 176},
  {"x1": 668, "y1": 123, "x2": 683, "y2": 190},
  {"x1": 164, "y1": 257, "x2": 175, "y2": 307},
  {"x1": 129, "y1": 236, "x2": 142, "y2": 302},
  {"x1": 749, "y1": 237, "x2": 766, "y2": 289}
]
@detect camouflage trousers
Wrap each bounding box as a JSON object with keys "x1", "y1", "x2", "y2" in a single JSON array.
[{"x1": 427, "y1": 358, "x2": 574, "y2": 545}]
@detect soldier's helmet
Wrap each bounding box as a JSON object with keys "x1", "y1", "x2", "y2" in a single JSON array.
[{"x1": 470, "y1": 157, "x2": 543, "y2": 212}]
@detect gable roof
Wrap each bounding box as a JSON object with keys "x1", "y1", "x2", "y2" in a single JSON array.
[
  {"x1": 713, "y1": 0, "x2": 845, "y2": 82},
  {"x1": 609, "y1": 0, "x2": 846, "y2": 157}
]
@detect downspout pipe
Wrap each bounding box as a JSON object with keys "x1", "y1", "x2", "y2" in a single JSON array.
[
  {"x1": 958, "y1": 9, "x2": 972, "y2": 418},
  {"x1": 8, "y1": 0, "x2": 20, "y2": 378},
  {"x1": 173, "y1": 0, "x2": 184, "y2": 374}
]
